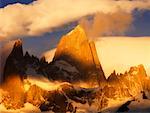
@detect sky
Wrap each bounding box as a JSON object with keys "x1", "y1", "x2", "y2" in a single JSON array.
[
  {"x1": 0, "y1": 0, "x2": 34, "y2": 7},
  {"x1": 0, "y1": 0, "x2": 150, "y2": 76}
]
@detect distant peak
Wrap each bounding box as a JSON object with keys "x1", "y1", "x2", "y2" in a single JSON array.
[
  {"x1": 137, "y1": 64, "x2": 144, "y2": 69},
  {"x1": 67, "y1": 25, "x2": 86, "y2": 37},
  {"x1": 40, "y1": 56, "x2": 46, "y2": 62},
  {"x1": 24, "y1": 51, "x2": 30, "y2": 57},
  {"x1": 74, "y1": 25, "x2": 85, "y2": 32},
  {"x1": 14, "y1": 39, "x2": 22, "y2": 47}
]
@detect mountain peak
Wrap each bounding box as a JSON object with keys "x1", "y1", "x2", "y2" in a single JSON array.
[
  {"x1": 9, "y1": 39, "x2": 23, "y2": 60},
  {"x1": 67, "y1": 25, "x2": 86, "y2": 36},
  {"x1": 14, "y1": 39, "x2": 22, "y2": 47},
  {"x1": 129, "y1": 64, "x2": 147, "y2": 78},
  {"x1": 53, "y1": 25, "x2": 106, "y2": 83},
  {"x1": 65, "y1": 25, "x2": 87, "y2": 43},
  {"x1": 3, "y1": 39, "x2": 24, "y2": 82},
  {"x1": 107, "y1": 70, "x2": 119, "y2": 83}
]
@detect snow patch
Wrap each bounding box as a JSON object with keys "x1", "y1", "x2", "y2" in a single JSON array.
[
  {"x1": 54, "y1": 60, "x2": 79, "y2": 73},
  {"x1": 0, "y1": 103, "x2": 40, "y2": 113}
]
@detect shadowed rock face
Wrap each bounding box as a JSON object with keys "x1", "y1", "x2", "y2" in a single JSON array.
[
  {"x1": 39, "y1": 83, "x2": 96, "y2": 113},
  {"x1": 3, "y1": 39, "x2": 24, "y2": 82},
  {"x1": 53, "y1": 25, "x2": 106, "y2": 83}
]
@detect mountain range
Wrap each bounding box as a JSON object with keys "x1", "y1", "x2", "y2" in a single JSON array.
[{"x1": 1, "y1": 25, "x2": 150, "y2": 113}]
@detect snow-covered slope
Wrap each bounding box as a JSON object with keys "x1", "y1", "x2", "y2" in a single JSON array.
[{"x1": 0, "y1": 103, "x2": 40, "y2": 113}]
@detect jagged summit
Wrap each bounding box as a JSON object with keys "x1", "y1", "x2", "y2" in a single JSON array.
[
  {"x1": 107, "y1": 70, "x2": 120, "y2": 83},
  {"x1": 10, "y1": 39, "x2": 23, "y2": 59},
  {"x1": 66, "y1": 25, "x2": 87, "y2": 37},
  {"x1": 14, "y1": 39, "x2": 22, "y2": 47},
  {"x1": 55, "y1": 25, "x2": 88, "y2": 52},
  {"x1": 129, "y1": 64, "x2": 147, "y2": 77},
  {"x1": 3, "y1": 39, "x2": 24, "y2": 82},
  {"x1": 53, "y1": 25, "x2": 106, "y2": 83}
]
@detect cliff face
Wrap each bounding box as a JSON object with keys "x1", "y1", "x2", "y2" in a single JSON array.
[
  {"x1": 3, "y1": 39, "x2": 24, "y2": 82},
  {"x1": 105, "y1": 64, "x2": 148, "y2": 98},
  {"x1": 53, "y1": 25, "x2": 106, "y2": 82},
  {"x1": 1, "y1": 26, "x2": 150, "y2": 112}
]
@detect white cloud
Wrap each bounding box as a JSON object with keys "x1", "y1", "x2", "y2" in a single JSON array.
[{"x1": 0, "y1": 0, "x2": 150, "y2": 40}]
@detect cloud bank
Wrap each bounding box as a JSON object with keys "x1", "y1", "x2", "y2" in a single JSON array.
[
  {"x1": 0, "y1": 0, "x2": 150, "y2": 40},
  {"x1": 79, "y1": 11, "x2": 133, "y2": 38}
]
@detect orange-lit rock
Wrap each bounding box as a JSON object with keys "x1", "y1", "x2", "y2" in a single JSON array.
[
  {"x1": 26, "y1": 84, "x2": 49, "y2": 107},
  {"x1": 107, "y1": 64, "x2": 148, "y2": 98},
  {"x1": 53, "y1": 25, "x2": 106, "y2": 84},
  {"x1": 1, "y1": 75, "x2": 25, "y2": 109}
]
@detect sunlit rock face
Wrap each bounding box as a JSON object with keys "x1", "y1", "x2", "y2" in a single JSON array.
[
  {"x1": 53, "y1": 25, "x2": 106, "y2": 83},
  {"x1": 1, "y1": 75, "x2": 25, "y2": 109},
  {"x1": 105, "y1": 64, "x2": 148, "y2": 98},
  {"x1": 26, "y1": 84, "x2": 49, "y2": 107}
]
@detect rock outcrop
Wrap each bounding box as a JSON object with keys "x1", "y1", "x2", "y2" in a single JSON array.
[
  {"x1": 39, "y1": 83, "x2": 96, "y2": 112},
  {"x1": 105, "y1": 64, "x2": 148, "y2": 98},
  {"x1": 53, "y1": 25, "x2": 106, "y2": 83},
  {"x1": 45, "y1": 60, "x2": 81, "y2": 82},
  {"x1": 3, "y1": 39, "x2": 25, "y2": 82},
  {"x1": 1, "y1": 75, "x2": 25, "y2": 109},
  {"x1": 2, "y1": 40, "x2": 48, "y2": 83},
  {"x1": 26, "y1": 84, "x2": 49, "y2": 107}
]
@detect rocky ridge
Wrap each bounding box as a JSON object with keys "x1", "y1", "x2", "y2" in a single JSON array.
[
  {"x1": 2, "y1": 25, "x2": 106, "y2": 85},
  {"x1": 1, "y1": 25, "x2": 150, "y2": 112}
]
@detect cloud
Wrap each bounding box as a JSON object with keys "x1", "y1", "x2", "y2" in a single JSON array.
[
  {"x1": 79, "y1": 11, "x2": 133, "y2": 38},
  {"x1": 0, "y1": 0, "x2": 150, "y2": 40}
]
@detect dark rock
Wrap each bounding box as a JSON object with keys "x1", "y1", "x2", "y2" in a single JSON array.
[
  {"x1": 60, "y1": 83, "x2": 96, "y2": 104},
  {"x1": 45, "y1": 60, "x2": 81, "y2": 82},
  {"x1": 141, "y1": 91, "x2": 148, "y2": 99},
  {"x1": 40, "y1": 83, "x2": 96, "y2": 112},
  {"x1": 40, "y1": 89, "x2": 75, "y2": 113},
  {"x1": 117, "y1": 100, "x2": 132, "y2": 112},
  {"x1": 3, "y1": 39, "x2": 25, "y2": 82}
]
